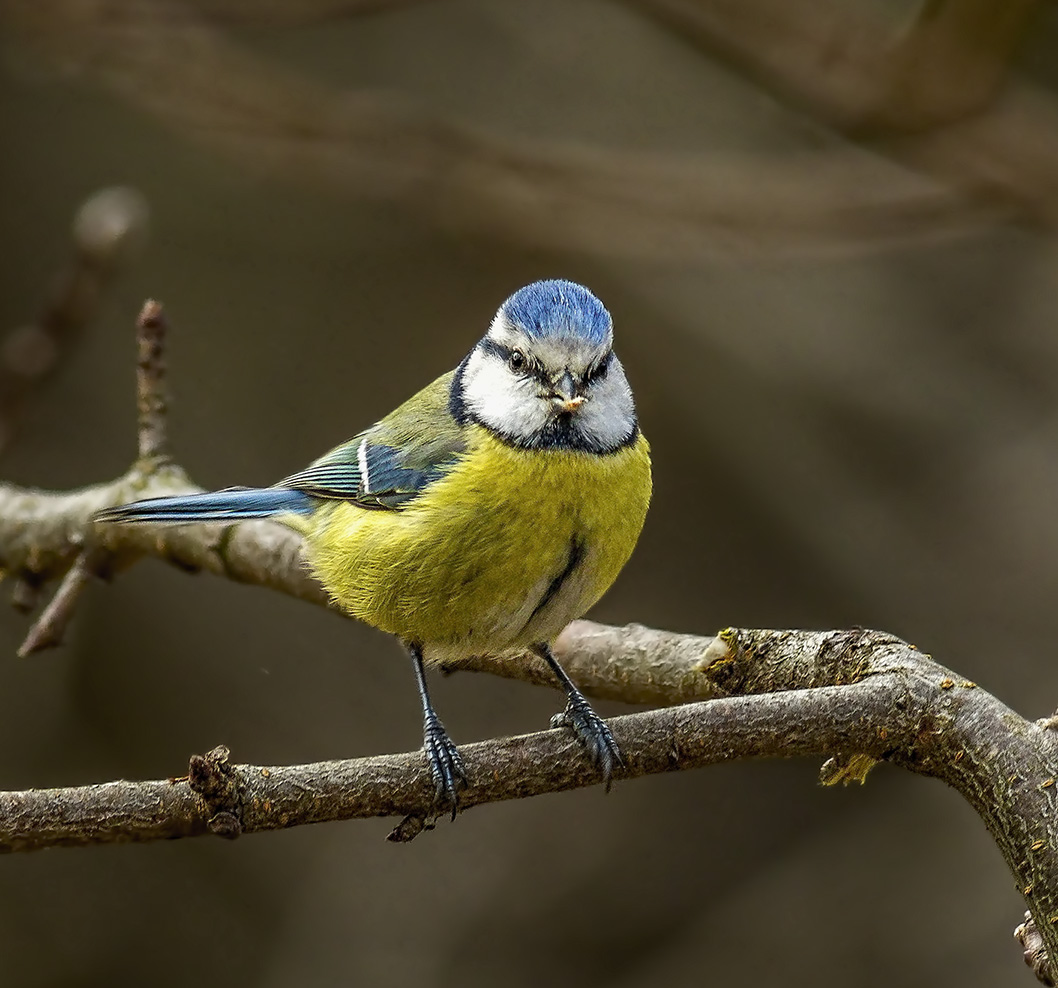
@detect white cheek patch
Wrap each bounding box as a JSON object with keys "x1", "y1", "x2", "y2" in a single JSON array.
[
  {"x1": 462, "y1": 337, "x2": 637, "y2": 451},
  {"x1": 462, "y1": 349, "x2": 550, "y2": 438}
]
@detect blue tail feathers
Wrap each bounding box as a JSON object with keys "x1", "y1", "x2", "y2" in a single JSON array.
[{"x1": 95, "y1": 487, "x2": 314, "y2": 524}]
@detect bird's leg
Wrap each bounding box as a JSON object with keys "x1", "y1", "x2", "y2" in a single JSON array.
[
  {"x1": 534, "y1": 642, "x2": 623, "y2": 790},
  {"x1": 408, "y1": 643, "x2": 467, "y2": 819}
]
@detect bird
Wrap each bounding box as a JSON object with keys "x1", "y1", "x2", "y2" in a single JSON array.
[{"x1": 97, "y1": 279, "x2": 652, "y2": 816}]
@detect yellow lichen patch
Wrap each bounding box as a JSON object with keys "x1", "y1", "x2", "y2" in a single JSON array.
[
  {"x1": 705, "y1": 654, "x2": 735, "y2": 675},
  {"x1": 1032, "y1": 839, "x2": 1047, "y2": 852},
  {"x1": 960, "y1": 680, "x2": 977, "y2": 689},
  {"x1": 700, "y1": 634, "x2": 735, "y2": 673},
  {"x1": 820, "y1": 753, "x2": 880, "y2": 786},
  {"x1": 939, "y1": 678, "x2": 954, "y2": 689},
  {"x1": 1041, "y1": 778, "x2": 1056, "y2": 790}
]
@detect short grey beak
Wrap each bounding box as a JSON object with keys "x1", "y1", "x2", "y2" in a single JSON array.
[{"x1": 550, "y1": 371, "x2": 585, "y2": 413}]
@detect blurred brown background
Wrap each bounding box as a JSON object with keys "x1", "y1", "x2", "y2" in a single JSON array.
[{"x1": 1, "y1": 1, "x2": 1055, "y2": 985}]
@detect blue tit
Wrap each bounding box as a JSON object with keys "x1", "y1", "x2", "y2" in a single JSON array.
[{"x1": 97, "y1": 279, "x2": 652, "y2": 815}]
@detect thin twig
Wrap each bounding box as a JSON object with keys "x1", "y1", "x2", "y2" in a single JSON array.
[
  {"x1": 9, "y1": 574, "x2": 43, "y2": 615},
  {"x1": 135, "y1": 299, "x2": 170, "y2": 462},
  {"x1": 17, "y1": 546, "x2": 108, "y2": 657}
]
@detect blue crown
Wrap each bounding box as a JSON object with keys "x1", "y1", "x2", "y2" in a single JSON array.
[{"x1": 500, "y1": 280, "x2": 612, "y2": 346}]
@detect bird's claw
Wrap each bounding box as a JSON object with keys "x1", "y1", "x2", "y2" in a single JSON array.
[
  {"x1": 551, "y1": 696, "x2": 623, "y2": 790},
  {"x1": 423, "y1": 714, "x2": 467, "y2": 820}
]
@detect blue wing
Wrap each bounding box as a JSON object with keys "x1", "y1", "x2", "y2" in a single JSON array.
[
  {"x1": 278, "y1": 371, "x2": 466, "y2": 510},
  {"x1": 96, "y1": 373, "x2": 466, "y2": 525},
  {"x1": 278, "y1": 440, "x2": 460, "y2": 510},
  {"x1": 95, "y1": 487, "x2": 313, "y2": 523}
]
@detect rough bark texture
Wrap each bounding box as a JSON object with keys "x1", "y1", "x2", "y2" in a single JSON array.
[{"x1": 4, "y1": 542, "x2": 1058, "y2": 984}]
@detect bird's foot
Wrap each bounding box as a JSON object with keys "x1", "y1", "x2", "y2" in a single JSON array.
[
  {"x1": 423, "y1": 714, "x2": 467, "y2": 820},
  {"x1": 550, "y1": 694, "x2": 623, "y2": 790}
]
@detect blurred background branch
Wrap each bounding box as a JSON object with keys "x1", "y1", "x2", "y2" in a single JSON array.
[
  {"x1": 0, "y1": 187, "x2": 147, "y2": 457},
  {"x1": 624, "y1": 0, "x2": 1041, "y2": 129},
  {"x1": 1, "y1": 0, "x2": 1038, "y2": 259}
]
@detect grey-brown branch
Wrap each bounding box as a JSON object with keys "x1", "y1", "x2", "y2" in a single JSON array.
[
  {"x1": 3, "y1": 300, "x2": 1058, "y2": 985},
  {"x1": 0, "y1": 649, "x2": 962, "y2": 853},
  {"x1": 0, "y1": 615, "x2": 1056, "y2": 988}
]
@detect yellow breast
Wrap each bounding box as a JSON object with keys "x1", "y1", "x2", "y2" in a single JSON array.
[{"x1": 304, "y1": 426, "x2": 651, "y2": 663}]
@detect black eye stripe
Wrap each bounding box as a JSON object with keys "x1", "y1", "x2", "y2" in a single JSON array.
[
  {"x1": 478, "y1": 337, "x2": 512, "y2": 362},
  {"x1": 478, "y1": 338, "x2": 612, "y2": 386},
  {"x1": 585, "y1": 349, "x2": 613, "y2": 383},
  {"x1": 479, "y1": 338, "x2": 549, "y2": 382}
]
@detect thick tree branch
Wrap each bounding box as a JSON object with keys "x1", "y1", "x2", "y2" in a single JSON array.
[
  {"x1": 1, "y1": 473, "x2": 329, "y2": 607},
  {"x1": 1, "y1": 287, "x2": 1054, "y2": 983},
  {"x1": 1, "y1": 623, "x2": 1057, "y2": 988},
  {"x1": 0, "y1": 668, "x2": 908, "y2": 853}
]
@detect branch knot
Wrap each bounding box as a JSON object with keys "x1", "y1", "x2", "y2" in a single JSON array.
[
  {"x1": 188, "y1": 744, "x2": 243, "y2": 840},
  {"x1": 1016, "y1": 911, "x2": 1057, "y2": 986}
]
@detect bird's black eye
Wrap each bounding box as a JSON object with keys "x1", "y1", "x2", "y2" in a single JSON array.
[
  {"x1": 585, "y1": 349, "x2": 613, "y2": 383},
  {"x1": 508, "y1": 349, "x2": 526, "y2": 372}
]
